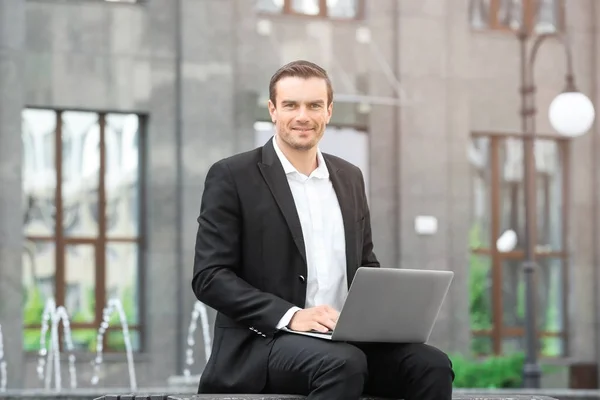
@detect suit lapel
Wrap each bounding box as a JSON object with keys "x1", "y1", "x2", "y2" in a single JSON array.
[
  {"x1": 257, "y1": 138, "x2": 358, "y2": 287},
  {"x1": 258, "y1": 138, "x2": 307, "y2": 266},
  {"x1": 325, "y1": 157, "x2": 357, "y2": 289}
]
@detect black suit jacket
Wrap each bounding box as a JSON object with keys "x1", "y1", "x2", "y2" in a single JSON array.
[{"x1": 191, "y1": 137, "x2": 379, "y2": 393}]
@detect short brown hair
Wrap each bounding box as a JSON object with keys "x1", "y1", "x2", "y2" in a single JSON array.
[{"x1": 269, "y1": 60, "x2": 333, "y2": 106}]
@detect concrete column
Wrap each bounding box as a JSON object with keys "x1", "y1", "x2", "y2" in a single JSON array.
[
  {"x1": 396, "y1": 0, "x2": 471, "y2": 353},
  {"x1": 178, "y1": 0, "x2": 251, "y2": 374},
  {"x1": 366, "y1": 0, "x2": 400, "y2": 271},
  {"x1": 565, "y1": 1, "x2": 598, "y2": 366},
  {"x1": 0, "y1": 0, "x2": 26, "y2": 389},
  {"x1": 591, "y1": 0, "x2": 600, "y2": 386}
]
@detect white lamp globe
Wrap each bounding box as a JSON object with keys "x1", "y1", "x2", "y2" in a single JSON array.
[
  {"x1": 548, "y1": 91, "x2": 595, "y2": 137},
  {"x1": 496, "y1": 229, "x2": 517, "y2": 253}
]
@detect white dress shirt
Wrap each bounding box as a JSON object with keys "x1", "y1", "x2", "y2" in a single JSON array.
[{"x1": 272, "y1": 136, "x2": 348, "y2": 329}]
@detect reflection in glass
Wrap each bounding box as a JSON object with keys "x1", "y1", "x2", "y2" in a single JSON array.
[
  {"x1": 20, "y1": 108, "x2": 144, "y2": 354},
  {"x1": 292, "y1": 0, "x2": 319, "y2": 15},
  {"x1": 65, "y1": 244, "x2": 96, "y2": 323},
  {"x1": 500, "y1": 138, "x2": 563, "y2": 252},
  {"x1": 22, "y1": 109, "x2": 57, "y2": 237},
  {"x1": 22, "y1": 241, "x2": 56, "y2": 326},
  {"x1": 537, "y1": 257, "x2": 564, "y2": 334},
  {"x1": 541, "y1": 336, "x2": 563, "y2": 357},
  {"x1": 469, "y1": 135, "x2": 566, "y2": 357},
  {"x1": 535, "y1": 0, "x2": 559, "y2": 33},
  {"x1": 256, "y1": 0, "x2": 283, "y2": 13},
  {"x1": 501, "y1": 336, "x2": 524, "y2": 354},
  {"x1": 535, "y1": 140, "x2": 563, "y2": 252},
  {"x1": 501, "y1": 257, "x2": 564, "y2": 339},
  {"x1": 470, "y1": 0, "x2": 560, "y2": 33},
  {"x1": 105, "y1": 114, "x2": 140, "y2": 238},
  {"x1": 24, "y1": 328, "x2": 44, "y2": 352},
  {"x1": 498, "y1": 0, "x2": 523, "y2": 30},
  {"x1": 500, "y1": 138, "x2": 525, "y2": 251},
  {"x1": 107, "y1": 330, "x2": 141, "y2": 352},
  {"x1": 469, "y1": 0, "x2": 491, "y2": 29},
  {"x1": 327, "y1": 0, "x2": 358, "y2": 18},
  {"x1": 469, "y1": 137, "x2": 491, "y2": 248},
  {"x1": 70, "y1": 329, "x2": 98, "y2": 352},
  {"x1": 471, "y1": 335, "x2": 493, "y2": 355},
  {"x1": 503, "y1": 335, "x2": 564, "y2": 357},
  {"x1": 106, "y1": 243, "x2": 139, "y2": 325},
  {"x1": 469, "y1": 255, "x2": 493, "y2": 331},
  {"x1": 501, "y1": 258, "x2": 524, "y2": 328},
  {"x1": 61, "y1": 111, "x2": 100, "y2": 238}
]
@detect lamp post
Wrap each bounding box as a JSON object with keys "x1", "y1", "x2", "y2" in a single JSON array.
[{"x1": 518, "y1": 27, "x2": 595, "y2": 388}]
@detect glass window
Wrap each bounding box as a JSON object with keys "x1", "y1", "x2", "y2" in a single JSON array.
[
  {"x1": 469, "y1": 136, "x2": 492, "y2": 249},
  {"x1": 469, "y1": 0, "x2": 491, "y2": 29},
  {"x1": 256, "y1": 0, "x2": 284, "y2": 13},
  {"x1": 535, "y1": 0, "x2": 561, "y2": 33},
  {"x1": 292, "y1": 0, "x2": 319, "y2": 15},
  {"x1": 497, "y1": 0, "x2": 523, "y2": 31},
  {"x1": 21, "y1": 109, "x2": 144, "y2": 353},
  {"x1": 257, "y1": 0, "x2": 362, "y2": 19},
  {"x1": 469, "y1": 0, "x2": 562, "y2": 33},
  {"x1": 469, "y1": 134, "x2": 568, "y2": 357},
  {"x1": 327, "y1": 0, "x2": 358, "y2": 18}
]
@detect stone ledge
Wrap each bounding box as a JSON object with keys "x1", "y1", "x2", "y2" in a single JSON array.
[
  {"x1": 175, "y1": 396, "x2": 380, "y2": 400},
  {"x1": 98, "y1": 395, "x2": 561, "y2": 400},
  {"x1": 0, "y1": 390, "x2": 564, "y2": 400}
]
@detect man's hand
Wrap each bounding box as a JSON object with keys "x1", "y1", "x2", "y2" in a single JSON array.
[{"x1": 288, "y1": 305, "x2": 339, "y2": 333}]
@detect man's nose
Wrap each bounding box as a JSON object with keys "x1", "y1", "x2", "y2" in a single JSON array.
[{"x1": 295, "y1": 106, "x2": 309, "y2": 121}]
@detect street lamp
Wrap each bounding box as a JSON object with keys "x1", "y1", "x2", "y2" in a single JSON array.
[
  {"x1": 549, "y1": 91, "x2": 595, "y2": 137},
  {"x1": 518, "y1": 27, "x2": 595, "y2": 389}
]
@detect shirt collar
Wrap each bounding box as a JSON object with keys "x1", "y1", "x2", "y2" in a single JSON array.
[{"x1": 272, "y1": 135, "x2": 329, "y2": 179}]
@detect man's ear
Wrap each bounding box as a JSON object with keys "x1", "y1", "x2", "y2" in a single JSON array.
[{"x1": 268, "y1": 100, "x2": 277, "y2": 123}]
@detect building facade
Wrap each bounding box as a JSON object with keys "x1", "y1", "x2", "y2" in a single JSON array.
[{"x1": 0, "y1": 0, "x2": 599, "y2": 390}]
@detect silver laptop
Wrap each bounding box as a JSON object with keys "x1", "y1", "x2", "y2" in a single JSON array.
[{"x1": 282, "y1": 267, "x2": 454, "y2": 343}]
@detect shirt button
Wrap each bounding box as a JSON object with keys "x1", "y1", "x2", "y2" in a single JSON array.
[{"x1": 298, "y1": 275, "x2": 306, "y2": 284}]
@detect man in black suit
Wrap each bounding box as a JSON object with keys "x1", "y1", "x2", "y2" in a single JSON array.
[{"x1": 192, "y1": 60, "x2": 454, "y2": 400}]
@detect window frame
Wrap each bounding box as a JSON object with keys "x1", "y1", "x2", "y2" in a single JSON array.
[
  {"x1": 22, "y1": 107, "x2": 147, "y2": 354},
  {"x1": 469, "y1": 131, "x2": 570, "y2": 358},
  {"x1": 470, "y1": 0, "x2": 566, "y2": 35},
  {"x1": 257, "y1": 0, "x2": 366, "y2": 21}
]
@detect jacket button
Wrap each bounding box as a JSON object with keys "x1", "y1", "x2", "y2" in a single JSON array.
[{"x1": 298, "y1": 275, "x2": 306, "y2": 283}]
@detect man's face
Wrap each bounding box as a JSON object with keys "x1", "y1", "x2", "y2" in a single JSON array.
[{"x1": 268, "y1": 76, "x2": 332, "y2": 151}]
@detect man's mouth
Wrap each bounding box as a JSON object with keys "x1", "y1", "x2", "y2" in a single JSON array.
[{"x1": 292, "y1": 127, "x2": 313, "y2": 132}]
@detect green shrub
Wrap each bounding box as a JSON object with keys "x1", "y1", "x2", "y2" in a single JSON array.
[
  {"x1": 451, "y1": 352, "x2": 525, "y2": 388},
  {"x1": 450, "y1": 352, "x2": 561, "y2": 388}
]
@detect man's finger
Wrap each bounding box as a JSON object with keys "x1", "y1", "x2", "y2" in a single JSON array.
[
  {"x1": 312, "y1": 322, "x2": 331, "y2": 333},
  {"x1": 315, "y1": 315, "x2": 336, "y2": 330}
]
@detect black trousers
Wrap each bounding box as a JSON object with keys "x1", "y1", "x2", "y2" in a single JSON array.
[{"x1": 264, "y1": 333, "x2": 454, "y2": 400}]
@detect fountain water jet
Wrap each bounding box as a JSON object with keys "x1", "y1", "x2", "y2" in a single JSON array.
[
  {"x1": 36, "y1": 298, "x2": 78, "y2": 391},
  {"x1": 90, "y1": 298, "x2": 137, "y2": 391},
  {"x1": 0, "y1": 324, "x2": 7, "y2": 392},
  {"x1": 182, "y1": 301, "x2": 212, "y2": 381}
]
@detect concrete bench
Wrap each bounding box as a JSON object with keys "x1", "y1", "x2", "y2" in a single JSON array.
[
  {"x1": 99, "y1": 396, "x2": 386, "y2": 400},
  {"x1": 95, "y1": 395, "x2": 561, "y2": 400},
  {"x1": 0, "y1": 393, "x2": 563, "y2": 400}
]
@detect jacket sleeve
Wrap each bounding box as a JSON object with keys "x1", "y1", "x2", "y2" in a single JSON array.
[
  {"x1": 358, "y1": 168, "x2": 380, "y2": 269},
  {"x1": 191, "y1": 160, "x2": 296, "y2": 332}
]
